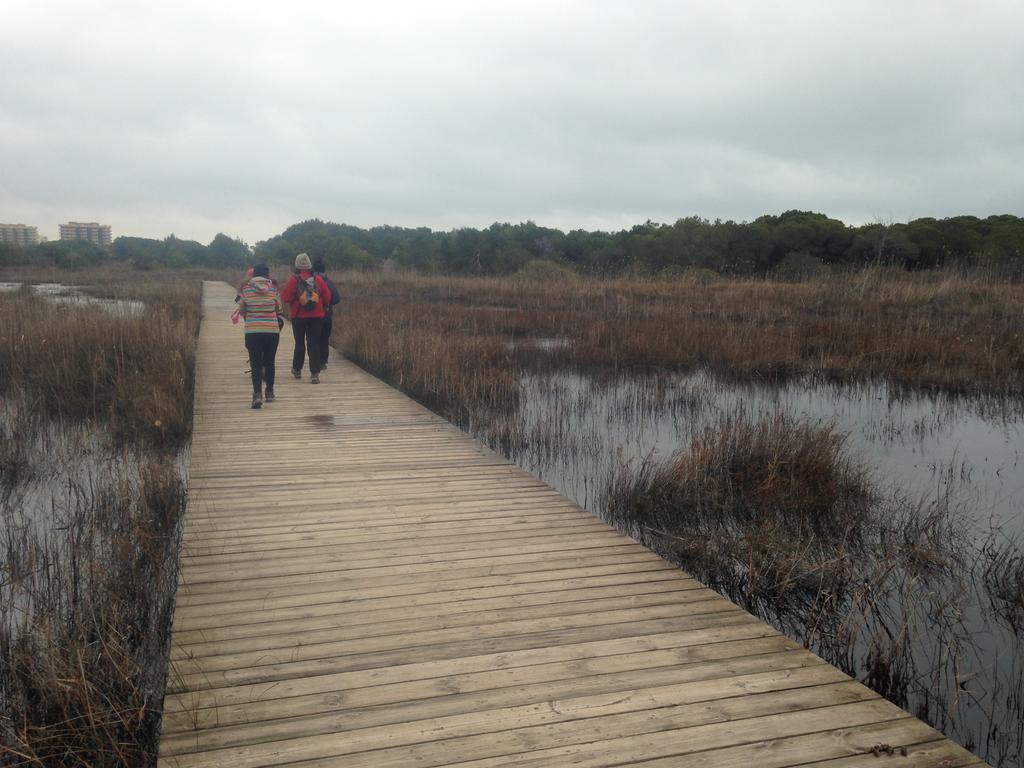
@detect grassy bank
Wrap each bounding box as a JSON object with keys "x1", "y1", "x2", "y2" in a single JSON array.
[{"x1": 0, "y1": 273, "x2": 200, "y2": 765}]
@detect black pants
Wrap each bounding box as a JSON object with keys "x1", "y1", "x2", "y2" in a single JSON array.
[
  {"x1": 245, "y1": 333, "x2": 279, "y2": 394},
  {"x1": 291, "y1": 317, "x2": 323, "y2": 374},
  {"x1": 320, "y1": 314, "x2": 333, "y2": 367}
]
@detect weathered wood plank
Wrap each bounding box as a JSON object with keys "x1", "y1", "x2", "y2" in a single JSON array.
[{"x1": 171, "y1": 567, "x2": 685, "y2": 630}]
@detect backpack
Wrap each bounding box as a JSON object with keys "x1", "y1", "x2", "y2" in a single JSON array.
[{"x1": 296, "y1": 275, "x2": 320, "y2": 311}]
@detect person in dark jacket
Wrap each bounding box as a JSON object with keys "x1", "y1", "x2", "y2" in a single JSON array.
[
  {"x1": 312, "y1": 258, "x2": 340, "y2": 370},
  {"x1": 280, "y1": 252, "x2": 331, "y2": 384}
]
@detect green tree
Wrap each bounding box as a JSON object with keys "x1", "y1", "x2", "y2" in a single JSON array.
[
  {"x1": 0, "y1": 241, "x2": 23, "y2": 266},
  {"x1": 207, "y1": 233, "x2": 251, "y2": 267}
]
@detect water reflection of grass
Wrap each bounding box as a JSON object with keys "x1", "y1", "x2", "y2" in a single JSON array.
[
  {"x1": 0, "y1": 273, "x2": 199, "y2": 765},
  {"x1": 983, "y1": 535, "x2": 1024, "y2": 632},
  {"x1": 339, "y1": 268, "x2": 1024, "y2": 766}
]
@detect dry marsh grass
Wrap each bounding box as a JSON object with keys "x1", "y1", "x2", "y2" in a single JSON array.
[
  {"x1": 0, "y1": 272, "x2": 201, "y2": 445},
  {"x1": 337, "y1": 268, "x2": 1024, "y2": 420},
  {"x1": 0, "y1": 270, "x2": 200, "y2": 766}
]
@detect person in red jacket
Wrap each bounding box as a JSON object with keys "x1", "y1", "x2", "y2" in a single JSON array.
[{"x1": 280, "y1": 252, "x2": 331, "y2": 384}]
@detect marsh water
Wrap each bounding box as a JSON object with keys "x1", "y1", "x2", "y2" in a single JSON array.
[
  {"x1": 463, "y1": 369, "x2": 1023, "y2": 766},
  {"x1": 508, "y1": 372, "x2": 1023, "y2": 536},
  {"x1": 0, "y1": 281, "x2": 145, "y2": 313}
]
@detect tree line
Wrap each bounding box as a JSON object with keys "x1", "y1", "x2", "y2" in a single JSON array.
[
  {"x1": 0, "y1": 233, "x2": 251, "y2": 270},
  {"x1": 3, "y1": 211, "x2": 1022, "y2": 276}
]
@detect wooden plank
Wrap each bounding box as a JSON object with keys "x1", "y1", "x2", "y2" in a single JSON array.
[
  {"x1": 164, "y1": 664, "x2": 849, "y2": 764},
  {"x1": 375, "y1": 702, "x2": 908, "y2": 768},
  {"x1": 182, "y1": 504, "x2": 587, "y2": 537},
  {"x1": 171, "y1": 580, "x2": 705, "y2": 643},
  {"x1": 184, "y1": 509, "x2": 589, "y2": 539},
  {"x1": 174, "y1": 688, "x2": 890, "y2": 768},
  {"x1": 180, "y1": 519, "x2": 611, "y2": 562},
  {"x1": 183, "y1": 518, "x2": 598, "y2": 552},
  {"x1": 175, "y1": 550, "x2": 667, "y2": 602},
  {"x1": 182, "y1": 487, "x2": 572, "y2": 519},
  {"x1": 171, "y1": 587, "x2": 717, "y2": 656},
  {"x1": 186, "y1": 465, "x2": 529, "y2": 489},
  {"x1": 521, "y1": 720, "x2": 978, "y2": 768},
  {"x1": 169, "y1": 612, "x2": 754, "y2": 694},
  {"x1": 177, "y1": 534, "x2": 641, "y2": 585},
  {"x1": 182, "y1": 498, "x2": 586, "y2": 530},
  {"x1": 797, "y1": 737, "x2": 982, "y2": 767},
  {"x1": 163, "y1": 624, "x2": 785, "y2": 721},
  {"x1": 172, "y1": 558, "x2": 677, "y2": 613},
  {"x1": 171, "y1": 568, "x2": 687, "y2": 630},
  {"x1": 169, "y1": 599, "x2": 743, "y2": 671},
  {"x1": 164, "y1": 643, "x2": 817, "y2": 743},
  {"x1": 158, "y1": 282, "x2": 981, "y2": 768}
]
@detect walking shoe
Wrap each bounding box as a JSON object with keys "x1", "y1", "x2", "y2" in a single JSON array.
[
  {"x1": 264, "y1": 390, "x2": 275, "y2": 402},
  {"x1": 311, "y1": 373, "x2": 320, "y2": 384},
  {"x1": 292, "y1": 368, "x2": 301, "y2": 379},
  {"x1": 251, "y1": 392, "x2": 263, "y2": 409}
]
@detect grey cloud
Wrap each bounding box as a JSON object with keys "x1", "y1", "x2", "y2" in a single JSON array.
[{"x1": 2, "y1": 0, "x2": 1022, "y2": 243}]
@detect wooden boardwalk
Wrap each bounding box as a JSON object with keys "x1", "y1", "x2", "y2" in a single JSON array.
[{"x1": 159, "y1": 282, "x2": 985, "y2": 767}]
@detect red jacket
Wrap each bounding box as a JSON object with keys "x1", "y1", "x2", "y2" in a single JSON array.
[{"x1": 281, "y1": 271, "x2": 331, "y2": 319}]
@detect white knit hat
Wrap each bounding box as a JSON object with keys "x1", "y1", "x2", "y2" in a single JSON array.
[{"x1": 294, "y1": 252, "x2": 312, "y2": 270}]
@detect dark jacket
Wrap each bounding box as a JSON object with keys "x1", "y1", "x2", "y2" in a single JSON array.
[{"x1": 315, "y1": 271, "x2": 341, "y2": 316}]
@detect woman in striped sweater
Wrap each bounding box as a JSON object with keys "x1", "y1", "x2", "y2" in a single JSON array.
[{"x1": 238, "y1": 263, "x2": 284, "y2": 409}]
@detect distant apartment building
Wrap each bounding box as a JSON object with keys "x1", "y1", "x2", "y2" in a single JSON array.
[
  {"x1": 0, "y1": 223, "x2": 41, "y2": 246},
  {"x1": 60, "y1": 221, "x2": 112, "y2": 246}
]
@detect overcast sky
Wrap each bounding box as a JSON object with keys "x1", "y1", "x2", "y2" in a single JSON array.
[{"x1": 2, "y1": 1, "x2": 1022, "y2": 244}]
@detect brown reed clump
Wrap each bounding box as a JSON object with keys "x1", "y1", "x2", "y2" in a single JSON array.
[{"x1": 603, "y1": 414, "x2": 878, "y2": 603}]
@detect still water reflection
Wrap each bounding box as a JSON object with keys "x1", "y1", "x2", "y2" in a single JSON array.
[{"x1": 510, "y1": 371, "x2": 1022, "y2": 537}]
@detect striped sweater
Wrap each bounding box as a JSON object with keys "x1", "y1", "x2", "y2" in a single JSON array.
[{"x1": 238, "y1": 277, "x2": 282, "y2": 333}]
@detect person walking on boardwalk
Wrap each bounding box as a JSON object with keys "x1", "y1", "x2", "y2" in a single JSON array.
[
  {"x1": 281, "y1": 252, "x2": 331, "y2": 384},
  {"x1": 312, "y1": 258, "x2": 341, "y2": 371},
  {"x1": 237, "y1": 263, "x2": 283, "y2": 409}
]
